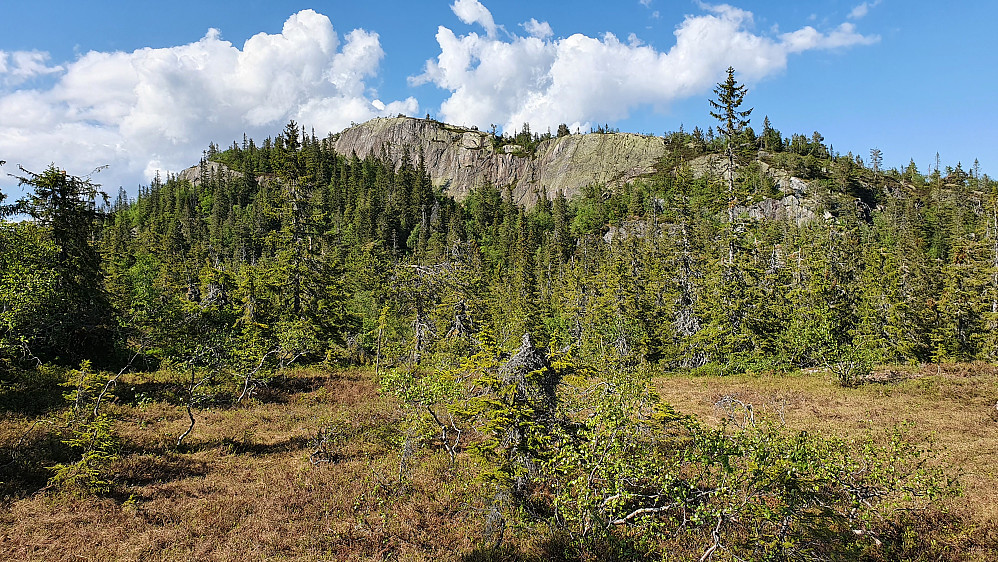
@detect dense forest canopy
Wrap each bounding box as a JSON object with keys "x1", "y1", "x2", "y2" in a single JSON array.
[{"x1": 2, "y1": 107, "x2": 997, "y2": 375}]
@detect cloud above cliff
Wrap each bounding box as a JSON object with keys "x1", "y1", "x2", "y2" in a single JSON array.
[
  {"x1": 0, "y1": 10, "x2": 417, "y2": 191},
  {"x1": 413, "y1": 1, "x2": 878, "y2": 133}
]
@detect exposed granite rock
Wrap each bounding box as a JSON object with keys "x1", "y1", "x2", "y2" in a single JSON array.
[
  {"x1": 603, "y1": 219, "x2": 664, "y2": 244},
  {"x1": 686, "y1": 153, "x2": 730, "y2": 181},
  {"x1": 175, "y1": 160, "x2": 245, "y2": 186},
  {"x1": 686, "y1": 153, "x2": 818, "y2": 225},
  {"x1": 461, "y1": 132, "x2": 483, "y2": 150},
  {"x1": 172, "y1": 117, "x2": 825, "y2": 227},
  {"x1": 733, "y1": 194, "x2": 816, "y2": 224},
  {"x1": 331, "y1": 117, "x2": 667, "y2": 206}
]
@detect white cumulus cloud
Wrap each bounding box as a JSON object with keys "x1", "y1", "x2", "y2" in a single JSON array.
[
  {"x1": 0, "y1": 50, "x2": 63, "y2": 87},
  {"x1": 780, "y1": 22, "x2": 878, "y2": 52},
  {"x1": 0, "y1": 10, "x2": 418, "y2": 193},
  {"x1": 522, "y1": 18, "x2": 553, "y2": 40},
  {"x1": 414, "y1": 1, "x2": 879, "y2": 134},
  {"x1": 451, "y1": 0, "x2": 499, "y2": 38}
]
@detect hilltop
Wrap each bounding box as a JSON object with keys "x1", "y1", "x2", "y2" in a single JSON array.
[
  {"x1": 188, "y1": 114, "x2": 939, "y2": 231},
  {"x1": 330, "y1": 117, "x2": 666, "y2": 206},
  {"x1": 185, "y1": 116, "x2": 671, "y2": 207}
]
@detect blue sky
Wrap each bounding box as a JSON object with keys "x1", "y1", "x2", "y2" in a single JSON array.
[{"x1": 1, "y1": 0, "x2": 995, "y2": 194}]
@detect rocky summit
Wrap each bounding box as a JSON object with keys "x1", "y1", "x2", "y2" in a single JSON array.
[{"x1": 331, "y1": 116, "x2": 666, "y2": 206}]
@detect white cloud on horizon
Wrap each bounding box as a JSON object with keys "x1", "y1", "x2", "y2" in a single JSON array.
[
  {"x1": 415, "y1": 1, "x2": 879, "y2": 134},
  {"x1": 0, "y1": 10, "x2": 418, "y2": 193}
]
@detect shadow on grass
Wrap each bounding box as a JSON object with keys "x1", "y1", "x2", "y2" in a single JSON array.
[
  {"x1": 115, "y1": 450, "x2": 211, "y2": 487},
  {"x1": 461, "y1": 542, "x2": 570, "y2": 562},
  {"x1": 118, "y1": 381, "x2": 233, "y2": 409},
  {"x1": 217, "y1": 434, "x2": 314, "y2": 456},
  {"x1": 876, "y1": 510, "x2": 998, "y2": 561},
  {"x1": 461, "y1": 532, "x2": 656, "y2": 562},
  {"x1": 0, "y1": 429, "x2": 73, "y2": 498},
  {"x1": 117, "y1": 369, "x2": 364, "y2": 409},
  {"x1": 0, "y1": 370, "x2": 67, "y2": 416},
  {"x1": 251, "y1": 373, "x2": 347, "y2": 404},
  {"x1": 164, "y1": 433, "x2": 314, "y2": 459},
  {"x1": 118, "y1": 373, "x2": 331, "y2": 407},
  {"x1": 266, "y1": 374, "x2": 329, "y2": 394}
]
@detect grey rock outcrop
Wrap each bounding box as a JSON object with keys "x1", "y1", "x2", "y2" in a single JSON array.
[
  {"x1": 733, "y1": 194, "x2": 816, "y2": 224},
  {"x1": 173, "y1": 117, "x2": 827, "y2": 228},
  {"x1": 175, "y1": 160, "x2": 244, "y2": 186},
  {"x1": 686, "y1": 153, "x2": 818, "y2": 225},
  {"x1": 331, "y1": 117, "x2": 666, "y2": 206}
]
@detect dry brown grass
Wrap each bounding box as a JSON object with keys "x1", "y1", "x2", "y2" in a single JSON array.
[
  {"x1": 0, "y1": 368, "x2": 503, "y2": 561},
  {"x1": 653, "y1": 362, "x2": 998, "y2": 532},
  {"x1": 2, "y1": 363, "x2": 996, "y2": 560}
]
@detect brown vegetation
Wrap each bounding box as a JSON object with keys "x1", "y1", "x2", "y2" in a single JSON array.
[
  {"x1": 1, "y1": 369, "x2": 489, "y2": 561},
  {"x1": 1, "y1": 363, "x2": 996, "y2": 560},
  {"x1": 655, "y1": 362, "x2": 998, "y2": 556}
]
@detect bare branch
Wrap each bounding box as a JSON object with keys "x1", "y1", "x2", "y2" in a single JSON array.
[
  {"x1": 93, "y1": 345, "x2": 145, "y2": 418},
  {"x1": 699, "y1": 515, "x2": 724, "y2": 562},
  {"x1": 609, "y1": 501, "x2": 680, "y2": 526},
  {"x1": 237, "y1": 348, "x2": 280, "y2": 403}
]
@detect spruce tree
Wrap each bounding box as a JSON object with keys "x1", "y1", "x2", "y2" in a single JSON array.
[
  {"x1": 6, "y1": 166, "x2": 116, "y2": 363},
  {"x1": 709, "y1": 66, "x2": 752, "y2": 264}
]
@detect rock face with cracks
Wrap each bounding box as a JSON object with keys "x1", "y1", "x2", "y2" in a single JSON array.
[
  {"x1": 176, "y1": 117, "x2": 829, "y2": 225},
  {"x1": 331, "y1": 117, "x2": 667, "y2": 207}
]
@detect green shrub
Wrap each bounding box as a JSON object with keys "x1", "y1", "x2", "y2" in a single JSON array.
[
  {"x1": 47, "y1": 361, "x2": 120, "y2": 496},
  {"x1": 389, "y1": 335, "x2": 960, "y2": 558}
]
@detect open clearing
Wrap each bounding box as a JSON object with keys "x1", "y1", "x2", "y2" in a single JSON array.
[{"x1": 2, "y1": 364, "x2": 996, "y2": 560}]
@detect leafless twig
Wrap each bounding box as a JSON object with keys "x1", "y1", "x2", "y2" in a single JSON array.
[
  {"x1": 93, "y1": 345, "x2": 144, "y2": 418},
  {"x1": 426, "y1": 405, "x2": 462, "y2": 465},
  {"x1": 237, "y1": 348, "x2": 279, "y2": 403}
]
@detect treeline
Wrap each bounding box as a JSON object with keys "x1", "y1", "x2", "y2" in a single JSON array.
[{"x1": 2, "y1": 118, "x2": 997, "y2": 378}]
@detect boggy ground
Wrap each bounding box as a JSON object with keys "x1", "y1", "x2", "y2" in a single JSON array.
[
  {"x1": 655, "y1": 362, "x2": 998, "y2": 549},
  {"x1": 0, "y1": 363, "x2": 996, "y2": 561},
  {"x1": 0, "y1": 369, "x2": 494, "y2": 561}
]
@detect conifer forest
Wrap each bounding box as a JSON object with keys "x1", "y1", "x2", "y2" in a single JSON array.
[{"x1": 2, "y1": 75, "x2": 997, "y2": 560}]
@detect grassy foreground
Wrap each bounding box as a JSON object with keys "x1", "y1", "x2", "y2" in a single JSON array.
[
  {"x1": 655, "y1": 363, "x2": 998, "y2": 530},
  {"x1": 1, "y1": 363, "x2": 996, "y2": 561}
]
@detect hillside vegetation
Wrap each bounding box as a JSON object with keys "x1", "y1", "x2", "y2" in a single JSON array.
[{"x1": 2, "y1": 76, "x2": 998, "y2": 558}]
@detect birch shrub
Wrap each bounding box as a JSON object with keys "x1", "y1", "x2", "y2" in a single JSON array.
[{"x1": 385, "y1": 333, "x2": 960, "y2": 559}]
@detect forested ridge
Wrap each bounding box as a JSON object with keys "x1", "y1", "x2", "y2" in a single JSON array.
[
  {"x1": 2, "y1": 78, "x2": 997, "y2": 559},
  {"x1": 8, "y1": 116, "x2": 990, "y2": 375}
]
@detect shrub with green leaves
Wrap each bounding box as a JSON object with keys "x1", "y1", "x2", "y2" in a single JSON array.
[
  {"x1": 386, "y1": 332, "x2": 960, "y2": 558},
  {"x1": 48, "y1": 361, "x2": 120, "y2": 496}
]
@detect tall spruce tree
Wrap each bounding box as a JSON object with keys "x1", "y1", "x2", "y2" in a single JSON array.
[
  {"x1": 709, "y1": 66, "x2": 753, "y2": 265},
  {"x1": 4, "y1": 166, "x2": 116, "y2": 364}
]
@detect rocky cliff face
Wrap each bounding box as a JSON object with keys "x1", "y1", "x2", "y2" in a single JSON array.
[
  {"x1": 331, "y1": 117, "x2": 667, "y2": 206},
  {"x1": 685, "y1": 153, "x2": 820, "y2": 225},
  {"x1": 176, "y1": 117, "x2": 829, "y2": 225}
]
